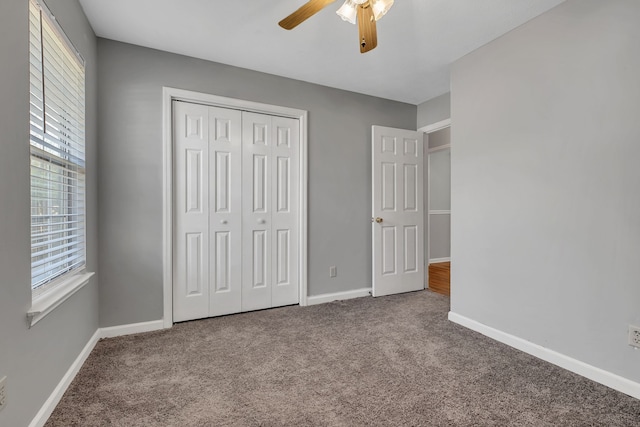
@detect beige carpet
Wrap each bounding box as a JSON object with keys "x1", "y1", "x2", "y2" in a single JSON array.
[{"x1": 47, "y1": 291, "x2": 640, "y2": 426}]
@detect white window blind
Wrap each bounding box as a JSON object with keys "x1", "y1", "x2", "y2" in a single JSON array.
[{"x1": 29, "y1": 0, "x2": 87, "y2": 294}]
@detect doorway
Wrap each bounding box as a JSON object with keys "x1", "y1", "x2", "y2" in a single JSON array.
[{"x1": 421, "y1": 121, "x2": 451, "y2": 296}]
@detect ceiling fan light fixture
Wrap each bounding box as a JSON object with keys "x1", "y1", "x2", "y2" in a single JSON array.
[
  {"x1": 336, "y1": 0, "x2": 357, "y2": 25},
  {"x1": 372, "y1": 0, "x2": 394, "y2": 21},
  {"x1": 279, "y1": 0, "x2": 379, "y2": 53}
]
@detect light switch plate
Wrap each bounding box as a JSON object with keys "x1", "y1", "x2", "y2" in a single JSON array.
[{"x1": 629, "y1": 325, "x2": 640, "y2": 348}]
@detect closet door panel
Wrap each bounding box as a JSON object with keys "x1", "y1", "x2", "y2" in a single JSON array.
[
  {"x1": 173, "y1": 101, "x2": 210, "y2": 322},
  {"x1": 241, "y1": 112, "x2": 272, "y2": 311},
  {"x1": 271, "y1": 116, "x2": 299, "y2": 307},
  {"x1": 209, "y1": 106, "x2": 243, "y2": 316}
]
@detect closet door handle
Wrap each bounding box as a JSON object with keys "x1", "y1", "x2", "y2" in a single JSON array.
[
  {"x1": 258, "y1": 218, "x2": 266, "y2": 224},
  {"x1": 220, "y1": 220, "x2": 228, "y2": 224}
]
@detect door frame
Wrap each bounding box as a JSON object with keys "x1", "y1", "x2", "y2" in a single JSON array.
[
  {"x1": 418, "y1": 119, "x2": 451, "y2": 268},
  {"x1": 162, "y1": 87, "x2": 309, "y2": 328}
]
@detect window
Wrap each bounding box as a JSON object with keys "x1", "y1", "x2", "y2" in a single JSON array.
[{"x1": 29, "y1": 0, "x2": 86, "y2": 297}]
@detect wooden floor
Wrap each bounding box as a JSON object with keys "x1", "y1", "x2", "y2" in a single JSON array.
[{"x1": 428, "y1": 262, "x2": 450, "y2": 296}]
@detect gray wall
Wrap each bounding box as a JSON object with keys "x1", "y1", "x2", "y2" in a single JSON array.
[
  {"x1": 451, "y1": 0, "x2": 640, "y2": 382},
  {"x1": 0, "y1": 0, "x2": 98, "y2": 425},
  {"x1": 428, "y1": 127, "x2": 450, "y2": 149},
  {"x1": 97, "y1": 39, "x2": 416, "y2": 327},
  {"x1": 417, "y1": 92, "x2": 451, "y2": 129},
  {"x1": 429, "y1": 214, "x2": 451, "y2": 260}
]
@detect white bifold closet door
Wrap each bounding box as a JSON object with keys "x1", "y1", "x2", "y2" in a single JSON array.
[
  {"x1": 173, "y1": 102, "x2": 299, "y2": 323},
  {"x1": 241, "y1": 112, "x2": 300, "y2": 311}
]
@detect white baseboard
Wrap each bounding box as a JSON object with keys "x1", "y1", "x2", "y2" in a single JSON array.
[
  {"x1": 29, "y1": 329, "x2": 101, "y2": 427},
  {"x1": 100, "y1": 319, "x2": 165, "y2": 339},
  {"x1": 429, "y1": 257, "x2": 450, "y2": 264},
  {"x1": 307, "y1": 288, "x2": 371, "y2": 306},
  {"x1": 448, "y1": 312, "x2": 640, "y2": 400}
]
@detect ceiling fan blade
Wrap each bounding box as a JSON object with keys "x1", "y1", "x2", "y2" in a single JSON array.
[
  {"x1": 357, "y1": 2, "x2": 377, "y2": 53},
  {"x1": 279, "y1": 0, "x2": 337, "y2": 30}
]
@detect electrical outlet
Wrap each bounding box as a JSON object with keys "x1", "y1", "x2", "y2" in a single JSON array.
[
  {"x1": 629, "y1": 325, "x2": 640, "y2": 348},
  {"x1": 329, "y1": 266, "x2": 337, "y2": 278},
  {"x1": 0, "y1": 376, "x2": 6, "y2": 412}
]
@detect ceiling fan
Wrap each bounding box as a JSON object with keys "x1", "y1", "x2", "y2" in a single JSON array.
[{"x1": 279, "y1": 0, "x2": 395, "y2": 53}]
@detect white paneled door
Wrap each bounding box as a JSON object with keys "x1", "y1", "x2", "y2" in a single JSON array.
[
  {"x1": 173, "y1": 102, "x2": 299, "y2": 322},
  {"x1": 372, "y1": 126, "x2": 425, "y2": 297},
  {"x1": 241, "y1": 112, "x2": 299, "y2": 311}
]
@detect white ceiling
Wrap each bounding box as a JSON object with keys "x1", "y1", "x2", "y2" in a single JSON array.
[{"x1": 78, "y1": 0, "x2": 565, "y2": 105}]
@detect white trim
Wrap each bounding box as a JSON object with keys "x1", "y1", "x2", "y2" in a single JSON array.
[
  {"x1": 162, "y1": 87, "x2": 309, "y2": 324},
  {"x1": 307, "y1": 288, "x2": 371, "y2": 306},
  {"x1": 27, "y1": 272, "x2": 95, "y2": 328},
  {"x1": 100, "y1": 320, "x2": 165, "y2": 339},
  {"x1": 162, "y1": 87, "x2": 173, "y2": 329},
  {"x1": 429, "y1": 257, "x2": 451, "y2": 264},
  {"x1": 418, "y1": 118, "x2": 451, "y2": 134},
  {"x1": 448, "y1": 312, "x2": 640, "y2": 400},
  {"x1": 429, "y1": 210, "x2": 451, "y2": 215},
  {"x1": 28, "y1": 329, "x2": 100, "y2": 427},
  {"x1": 428, "y1": 143, "x2": 451, "y2": 153},
  {"x1": 299, "y1": 111, "x2": 309, "y2": 306},
  {"x1": 164, "y1": 87, "x2": 308, "y2": 118}
]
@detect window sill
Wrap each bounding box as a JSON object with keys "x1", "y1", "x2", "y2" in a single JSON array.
[{"x1": 27, "y1": 271, "x2": 95, "y2": 328}]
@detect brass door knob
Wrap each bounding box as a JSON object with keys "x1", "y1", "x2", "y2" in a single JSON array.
[{"x1": 375, "y1": 217, "x2": 383, "y2": 223}]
